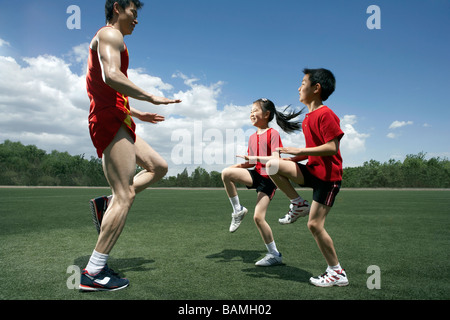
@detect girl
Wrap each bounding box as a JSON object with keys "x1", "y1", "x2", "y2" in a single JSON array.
[{"x1": 221, "y1": 98, "x2": 303, "y2": 266}]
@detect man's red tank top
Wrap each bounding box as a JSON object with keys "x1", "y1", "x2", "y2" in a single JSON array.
[{"x1": 86, "y1": 26, "x2": 133, "y2": 128}]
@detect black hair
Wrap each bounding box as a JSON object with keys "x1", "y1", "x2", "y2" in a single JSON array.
[
  {"x1": 303, "y1": 68, "x2": 336, "y2": 101},
  {"x1": 105, "y1": 0, "x2": 144, "y2": 23},
  {"x1": 254, "y1": 98, "x2": 304, "y2": 134}
]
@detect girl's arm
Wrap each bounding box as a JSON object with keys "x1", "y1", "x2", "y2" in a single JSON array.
[{"x1": 236, "y1": 151, "x2": 280, "y2": 165}]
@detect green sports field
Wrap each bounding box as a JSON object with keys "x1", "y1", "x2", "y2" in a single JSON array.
[{"x1": 0, "y1": 187, "x2": 449, "y2": 301}]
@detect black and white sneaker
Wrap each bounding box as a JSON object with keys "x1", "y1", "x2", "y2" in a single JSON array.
[{"x1": 79, "y1": 265, "x2": 129, "y2": 292}]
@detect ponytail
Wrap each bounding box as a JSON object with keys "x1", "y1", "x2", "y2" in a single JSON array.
[{"x1": 255, "y1": 98, "x2": 304, "y2": 134}]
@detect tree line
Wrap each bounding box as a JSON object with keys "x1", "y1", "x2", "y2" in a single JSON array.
[{"x1": 0, "y1": 140, "x2": 449, "y2": 188}]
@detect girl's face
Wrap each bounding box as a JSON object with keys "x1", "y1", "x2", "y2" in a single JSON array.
[{"x1": 250, "y1": 103, "x2": 270, "y2": 128}]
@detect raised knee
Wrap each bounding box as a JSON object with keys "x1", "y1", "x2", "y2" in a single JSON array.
[
  {"x1": 221, "y1": 168, "x2": 231, "y2": 181},
  {"x1": 265, "y1": 159, "x2": 279, "y2": 176},
  {"x1": 158, "y1": 161, "x2": 169, "y2": 177}
]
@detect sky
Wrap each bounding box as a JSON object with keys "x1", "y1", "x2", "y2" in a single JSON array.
[{"x1": 0, "y1": 0, "x2": 449, "y2": 176}]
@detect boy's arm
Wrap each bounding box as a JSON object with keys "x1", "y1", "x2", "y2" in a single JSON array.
[
  {"x1": 97, "y1": 28, "x2": 181, "y2": 105},
  {"x1": 277, "y1": 138, "x2": 340, "y2": 157}
]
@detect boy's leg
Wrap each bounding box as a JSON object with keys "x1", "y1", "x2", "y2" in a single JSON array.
[
  {"x1": 307, "y1": 201, "x2": 348, "y2": 287},
  {"x1": 266, "y1": 159, "x2": 304, "y2": 199},
  {"x1": 266, "y1": 159, "x2": 310, "y2": 224},
  {"x1": 307, "y1": 201, "x2": 338, "y2": 267}
]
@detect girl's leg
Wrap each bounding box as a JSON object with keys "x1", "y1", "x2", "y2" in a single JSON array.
[
  {"x1": 253, "y1": 192, "x2": 274, "y2": 245},
  {"x1": 254, "y1": 192, "x2": 282, "y2": 266},
  {"x1": 221, "y1": 167, "x2": 254, "y2": 232},
  {"x1": 221, "y1": 167, "x2": 253, "y2": 198}
]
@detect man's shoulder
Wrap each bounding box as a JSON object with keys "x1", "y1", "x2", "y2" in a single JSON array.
[{"x1": 97, "y1": 27, "x2": 125, "y2": 48}]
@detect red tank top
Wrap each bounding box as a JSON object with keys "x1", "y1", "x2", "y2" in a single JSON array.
[{"x1": 86, "y1": 26, "x2": 132, "y2": 127}]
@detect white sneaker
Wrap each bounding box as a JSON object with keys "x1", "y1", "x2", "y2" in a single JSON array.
[
  {"x1": 309, "y1": 269, "x2": 349, "y2": 287},
  {"x1": 229, "y1": 206, "x2": 248, "y2": 233},
  {"x1": 255, "y1": 253, "x2": 283, "y2": 266},
  {"x1": 278, "y1": 200, "x2": 310, "y2": 225}
]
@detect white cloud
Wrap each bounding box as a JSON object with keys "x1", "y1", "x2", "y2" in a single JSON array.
[
  {"x1": 0, "y1": 38, "x2": 11, "y2": 47},
  {"x1": 0, "y1": 46, "x2": 259, "y2": 175},
  {"x1": 389, "y1": 120, "x2": 413, "y2": 129},
  {"x1": 387, "y1": 132, "x2": 398, "y2": 139},
  {"x1": 340, "y1": 115, "x2": 370, "y2": 155}
]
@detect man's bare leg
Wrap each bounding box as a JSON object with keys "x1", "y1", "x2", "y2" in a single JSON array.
[
  {"x1": 132, "y1": 135, "x2": 168, "y2": 194},
  {"x1": 95, "y1": 126, "x2": 137, "y2": 255}
]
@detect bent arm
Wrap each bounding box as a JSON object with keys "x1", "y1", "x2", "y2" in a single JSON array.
[
  {"x1": 277, "y1": 138, "x2": 340, "y2": 157},
  {"x1": 97, "y1": 28, "x2": 180, "y2": 105}
]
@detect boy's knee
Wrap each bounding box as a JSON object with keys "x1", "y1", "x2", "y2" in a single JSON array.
[
  {"x1": 266, "y1": 159, "x2": 280, "y2": 176},
  {"x1": 253, "y1": 214, "x2": 264, "y2": 226},
  {"x1": 307, "y1": 220, "x2": 320, "y2": 235}
]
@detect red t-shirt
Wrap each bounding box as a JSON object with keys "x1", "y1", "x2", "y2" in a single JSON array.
[
  {"x1": 247, "y1": 128, "x2": 283, "y2": 178},
  {"x1": 86, "y1": 26, "x2": 136, "y2": 158},
  {"x1": 302, "y1": 106, "x2": 344, "y2": 182}
]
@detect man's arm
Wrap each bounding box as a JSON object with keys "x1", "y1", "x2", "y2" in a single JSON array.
[{"x1": 97, "y1": 28, "x2": 181, "y2": 105}]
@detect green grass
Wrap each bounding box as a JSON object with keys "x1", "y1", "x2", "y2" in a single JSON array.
[{"x1": 0, "y1": 187, "x2": 449, "y2": 301}]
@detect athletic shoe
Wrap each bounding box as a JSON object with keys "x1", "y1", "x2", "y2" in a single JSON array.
[
  {"x1": 229, "y1": 206, "x2": 248, "y2": 233},
  {"x1": 309, "y1": 269, "x2": 349, "y2": 287},
  {"x1": 278, "y1": 200, "x2": 310, "y2": 225},
  {"x1": 255, "y1": 253, "x2": 283, "y2": 267},
  {"x1": 89, "y1": 195, "x2": 111, "y2": 234},
  {"x1": 79, "y1": 265, "x2": 129, "y2": 292}
]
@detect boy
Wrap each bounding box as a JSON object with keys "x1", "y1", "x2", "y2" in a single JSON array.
[{"x1": 266, "y1": 68, "x2": 348, "y2": 287}]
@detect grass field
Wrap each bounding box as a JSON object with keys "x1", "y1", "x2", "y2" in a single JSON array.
[{"x1": 1, "y1": 187, "x2": 449, "y2": 302}]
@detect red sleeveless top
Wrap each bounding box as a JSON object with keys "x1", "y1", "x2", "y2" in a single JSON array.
[{"x1": 86, "y1": 26, "x2": 136, "y2": 158}]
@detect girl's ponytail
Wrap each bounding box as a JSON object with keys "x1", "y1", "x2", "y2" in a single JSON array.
[{"x1": 255, "y1": 98, "x2": 304, "y2": 134}]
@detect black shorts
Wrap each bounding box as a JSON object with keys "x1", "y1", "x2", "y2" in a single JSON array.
[
  {"x1": 247, "y1": 170, "x2": 277, "y2": 200},
  {"x1": 297, "y1": 163, "x2": 341, "y2": 207}
]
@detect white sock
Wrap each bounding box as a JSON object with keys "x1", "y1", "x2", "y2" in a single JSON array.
[
  {"x1": 328, "y1": 263, "x2": 342, "y2": 272},
  {"x1": 85, "y1": 250, "x2": 108, "y2": 275},
  {"x1": 229, "y1": 195, "x2": 241, "y2": 213},
  {"x1": 265, "y1": 241, "x2": 280, "y2": 256},
  {"x1": 290, "y1": 196, "x2": 303, "y2": 204}
]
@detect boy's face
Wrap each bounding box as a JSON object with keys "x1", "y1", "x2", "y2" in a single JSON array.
[{"x1": 298, "y1": 74, "x2": 319, "y2": 104}]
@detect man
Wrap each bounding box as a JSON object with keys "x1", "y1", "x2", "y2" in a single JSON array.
[{"x1": 80, "y1": 0, "x2": 181, "y2": 291}]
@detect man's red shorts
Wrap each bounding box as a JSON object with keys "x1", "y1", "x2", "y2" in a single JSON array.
[{"x1": 89, "y1": 107, "x2": 136, "y2": 158}]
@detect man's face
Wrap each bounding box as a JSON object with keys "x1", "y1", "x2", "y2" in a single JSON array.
[{"x1": 117, "y1": 2, "x2": 139, "y2": 35}]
